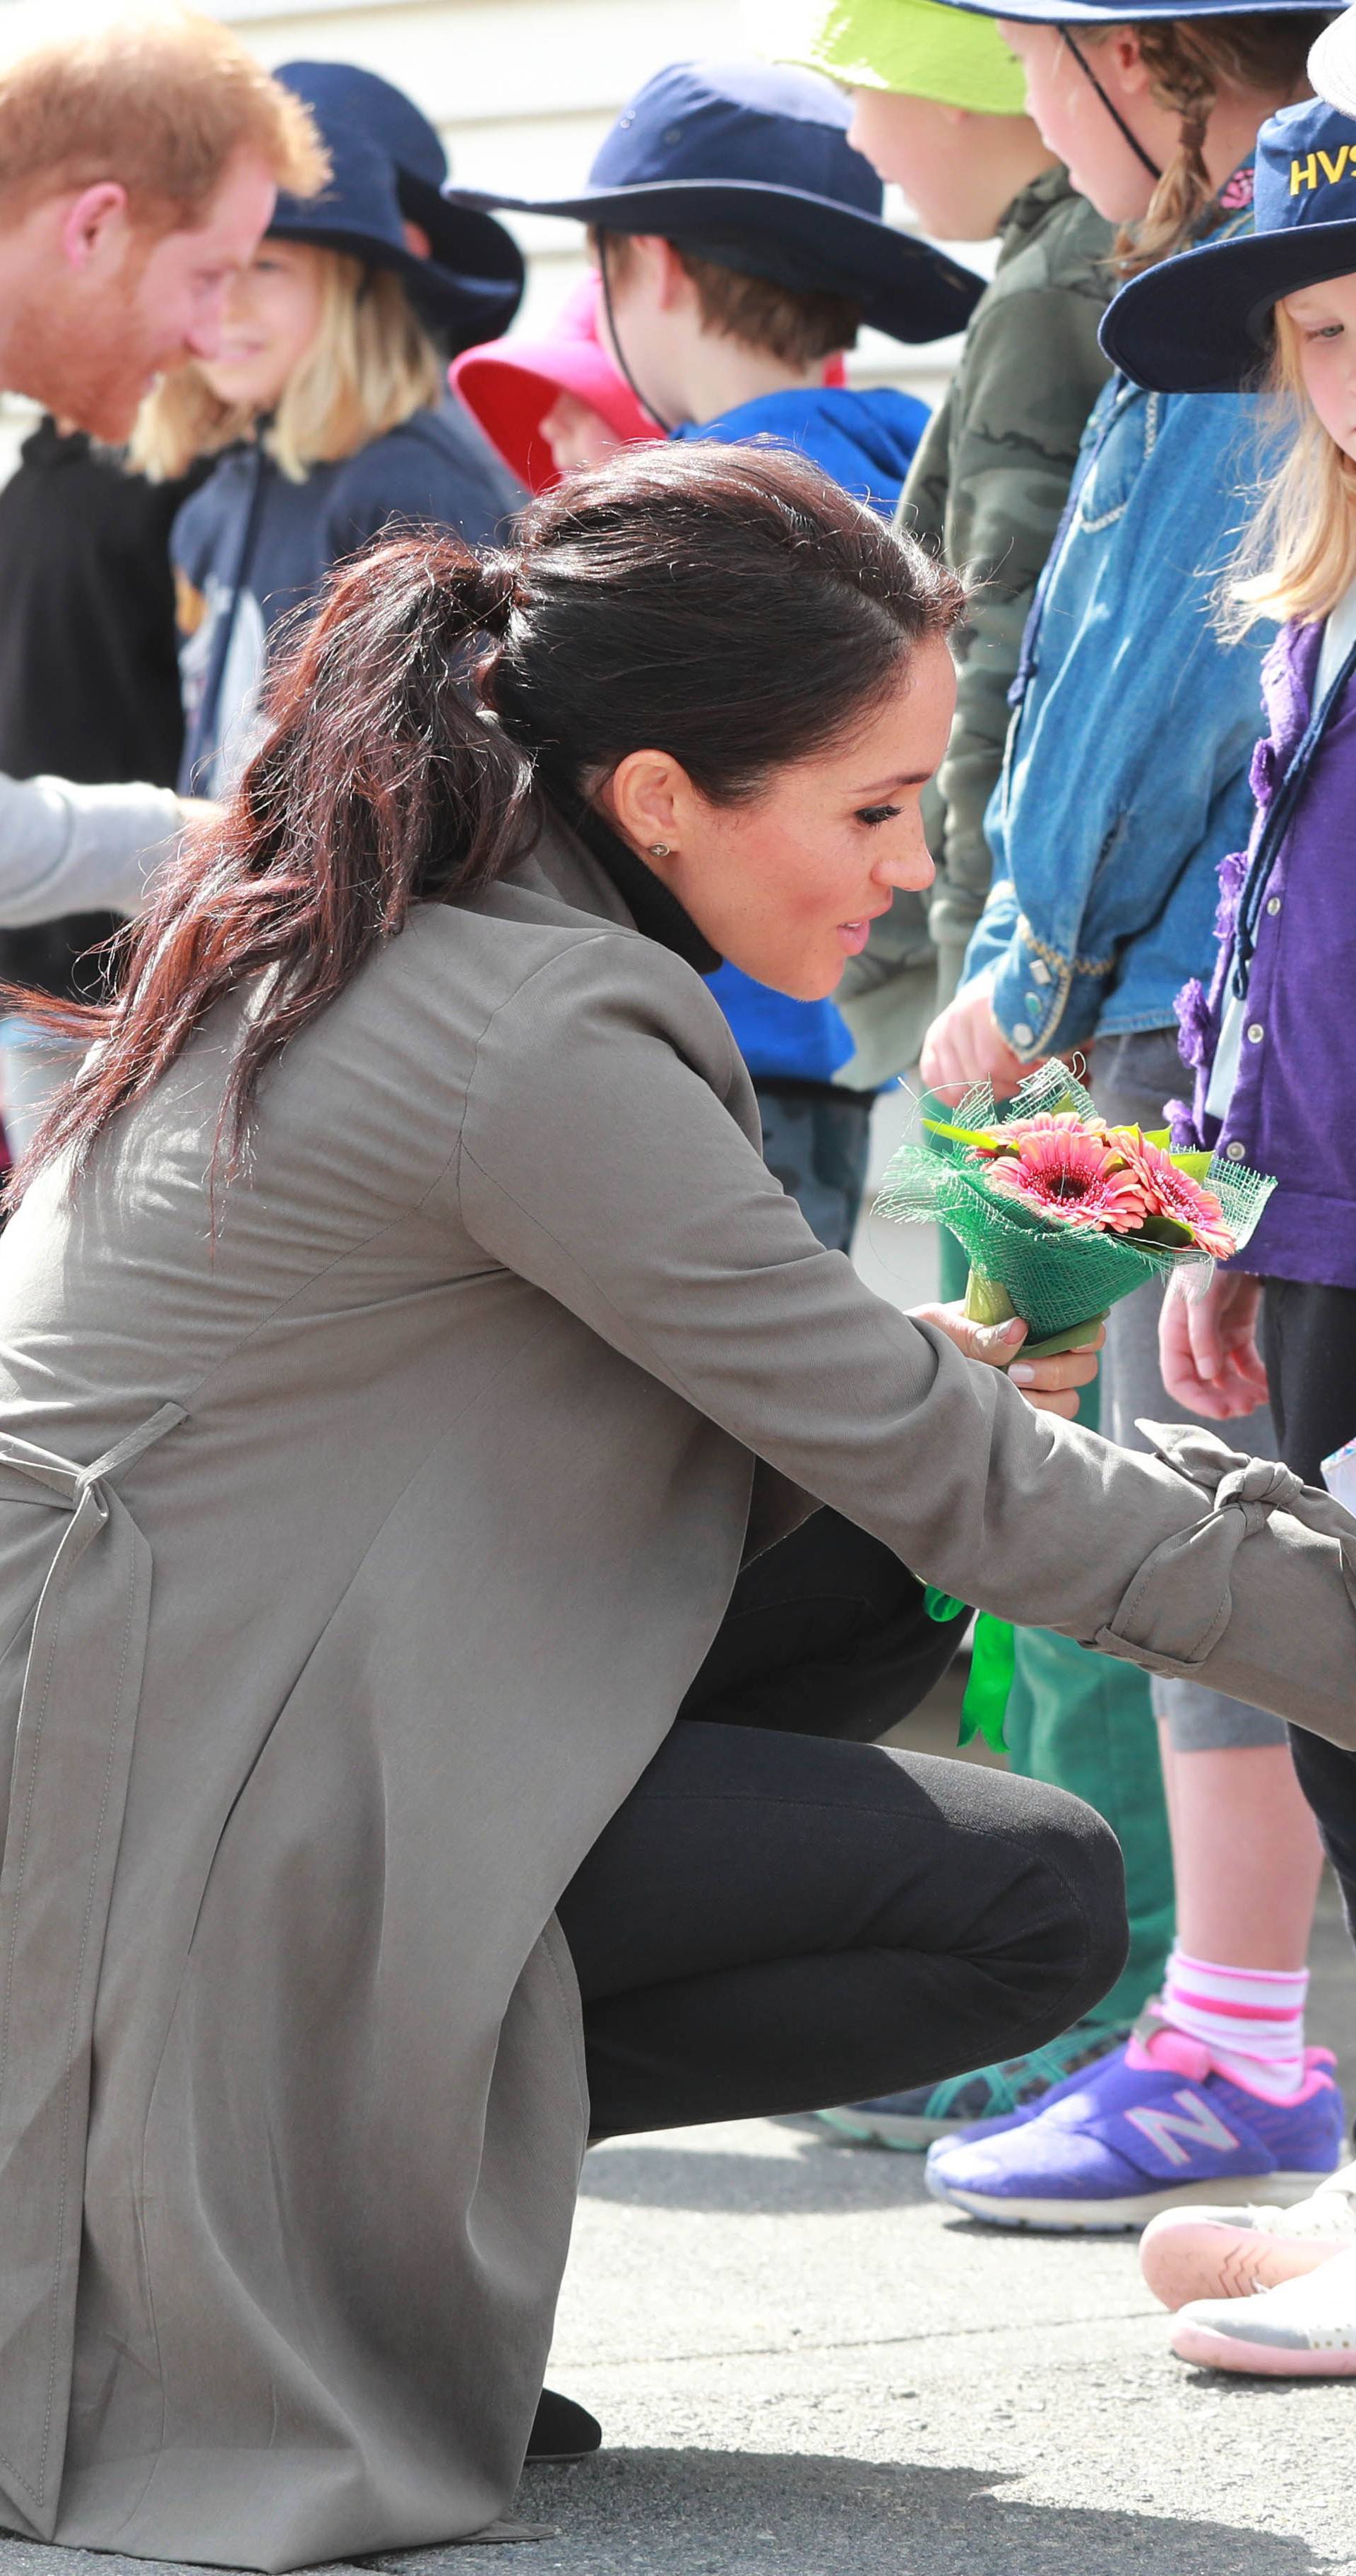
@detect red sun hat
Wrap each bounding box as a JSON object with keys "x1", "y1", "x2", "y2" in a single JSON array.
[
  {"x1": 452, "y1": 273, "x2": 851, "y2": 493},
  {"x1": 451, "y1": 277, "x2": 656, "y2": 491}
]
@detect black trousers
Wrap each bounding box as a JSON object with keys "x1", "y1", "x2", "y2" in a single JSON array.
[
  {"x1": 1261, "y1": 1279, "x2": 1356, "y2": 1940},
  {"x1": 557, "y1": 1510, "x2": 1130, "y2": 2139}
]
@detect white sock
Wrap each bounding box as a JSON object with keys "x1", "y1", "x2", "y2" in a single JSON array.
[{"x1": 1160, "y1": 1943, "x2": 1309, "y2": 2101}]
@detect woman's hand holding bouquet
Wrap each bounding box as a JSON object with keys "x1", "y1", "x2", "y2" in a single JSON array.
[
  {"x1": 877, "y1": 1065, "x2": 1275, "y2": 1751},
  {"x1": 917, "y1": 1302, "x2": 1105, "y2": 1420},
  {"x1": 876, "y1": 1063, "x2": 1275, "y2": 1364}
]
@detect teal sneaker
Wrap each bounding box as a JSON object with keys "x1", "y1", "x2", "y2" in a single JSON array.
[{"x1": 814, "y1": 2019, "x2": 1132, "y2": 2152}]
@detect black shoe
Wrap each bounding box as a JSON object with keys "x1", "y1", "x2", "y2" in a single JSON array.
[{"x1": 525, "y1": 2388, "x2": 602, "y2": 2463}]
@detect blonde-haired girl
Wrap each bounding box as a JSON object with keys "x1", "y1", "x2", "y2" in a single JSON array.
[
  {"x1": 917, "y1": 0, "x2": 1345, "y2": 2249},
  {"x1": 136, "y1": 60, "x2": 523, "y2": 794},
  {"x1": 1101, "y1": 73, "x2": 1356, "y2": 2376}
]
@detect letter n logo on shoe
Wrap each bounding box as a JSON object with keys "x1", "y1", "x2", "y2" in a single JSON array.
[{"x1": 1123, "y1": 2088, "x2": 1239, "y2": 2169}]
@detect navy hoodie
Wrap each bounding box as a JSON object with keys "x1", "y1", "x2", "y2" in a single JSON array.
[{"x1": 173, "y1": 404, "x2": 521, "y2": 794}]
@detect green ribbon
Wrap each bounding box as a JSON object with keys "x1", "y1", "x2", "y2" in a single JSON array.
[
  {"x1": 959, "y1": 1614, "x2": 1016, "y2": 1753},
  {"x1": 923, "y1": 1590, "x2": 1015, "y2": 1753},
  {"x1": 923, "y1": 1585, "x2": 968, "y2": 1626}
]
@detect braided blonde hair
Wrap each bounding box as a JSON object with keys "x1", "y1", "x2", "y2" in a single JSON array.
[{"x1": 1084, "y1": 16, "x2": 1321, "y2": 278}]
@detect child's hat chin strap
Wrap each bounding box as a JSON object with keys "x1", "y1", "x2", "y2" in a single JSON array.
[
  {"x1": 596, "y1": 234, "x2": 674, "y2": 437},
  {"x1": 1061, "y1": 30, "x2": 1164, "y2": 186}
]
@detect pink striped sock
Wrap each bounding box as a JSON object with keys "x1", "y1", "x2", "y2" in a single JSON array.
[{"x1": 1160, "y1": 1944, "x2": 1309, "y2": 2101}]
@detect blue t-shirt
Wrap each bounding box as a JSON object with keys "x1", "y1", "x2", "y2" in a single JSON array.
[{"x1": 672, "y1": 386, "x2": 927, "y2": 1085}]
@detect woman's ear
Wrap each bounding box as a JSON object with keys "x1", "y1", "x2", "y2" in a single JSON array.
[{"x1": 598, "y1": 749, "x2": 692, "y2": 870}]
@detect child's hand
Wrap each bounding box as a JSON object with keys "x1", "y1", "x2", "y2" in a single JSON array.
[
  {"x1": 1158, "y1": 1270, "x2": 1268, "y2": 1420},
  {"x1": 920, "y1": 972, "x2": 1029, "y2": 1102},
  {"x1": 917, "y1": 1304, "x2": 1103, "y2": 1421}
]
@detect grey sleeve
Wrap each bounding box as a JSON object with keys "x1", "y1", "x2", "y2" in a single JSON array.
[
  {"x1": 454, "y1": 936, "x2": 1356, "y2": 1749},
  {"x1": 0, "y1": 773, "x2": 184, "y2": 925}
]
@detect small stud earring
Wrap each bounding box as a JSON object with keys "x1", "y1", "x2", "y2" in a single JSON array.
[{"x1": 648, "y1": 842, "x2": 673, "y2": 858}]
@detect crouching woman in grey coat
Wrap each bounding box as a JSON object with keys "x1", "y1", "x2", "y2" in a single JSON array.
[{"x1": 0, "y1": 445, "x2": 1350, "y2": 2575}]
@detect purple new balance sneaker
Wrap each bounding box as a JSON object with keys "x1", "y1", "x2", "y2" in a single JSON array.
[{"x1": 924, "y1": 2025, "x2": 1345, "y2": 2233}]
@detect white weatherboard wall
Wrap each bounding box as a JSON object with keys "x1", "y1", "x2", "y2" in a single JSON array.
[{"x1": 0, "y1": 0, "x2": 994, "y2": 476}]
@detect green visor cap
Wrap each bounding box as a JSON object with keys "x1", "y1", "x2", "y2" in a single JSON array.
[{"x1": 795, "y1": 0, "x2": 1028, "y2": 113}]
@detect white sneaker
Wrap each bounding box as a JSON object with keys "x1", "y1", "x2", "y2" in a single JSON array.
[
  {"x1": 1172, "y1": 2242, "x2": 1356, "y2": 2375},
  {"x1": 1140, "y1": 2155, "x2": 1356, "y2": 2310}
]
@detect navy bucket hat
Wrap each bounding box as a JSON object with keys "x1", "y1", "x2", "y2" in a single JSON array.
[
  {"x1": 940, "y1": 0, "x2": 1332, "y2": 24},
  {"x1": 445, "y1": 59, "x2": 983, "y2": 345},
  {"x1": 1101, "y1": 96, "x2": 1356, "y2": 388},
  {"x1": 278, "y1": 61, "x2": 523, "y2": 299},
  {"x1": 267, "y1": 62, "x2": 523, "y2": 348}
]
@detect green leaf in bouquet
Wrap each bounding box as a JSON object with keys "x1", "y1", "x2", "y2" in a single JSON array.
[
  {"x1": 1133, "y1": 1212, "x2": 1197, "y2": 1248},
  {"x1": 1137, "y1": 1133, "x2": 1218, "y2": 1184},
  {"x1": 1017, "y1": 1310, "x2": 1111, "y2": 1359},
  {"x1": 962, "y1": 1268, "x2": 1016, "y2": 1329},
  {"x1": 920, "y1": 1114, "x2": 996, "y2": 1152}
]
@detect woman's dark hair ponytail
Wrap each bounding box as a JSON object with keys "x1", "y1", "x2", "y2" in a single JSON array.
[
  {"x1": 237, "y1": 539, "x2": 533, "y2": 917},
  {"x1": 12, "y1": 444, "x2": 963, "y2": 1198},
  {"x1": 456, "y1": 549, "x2": 521, "y2": 642}
]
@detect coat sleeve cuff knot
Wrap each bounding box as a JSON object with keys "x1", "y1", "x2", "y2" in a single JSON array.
[{"x1": 1090, "y1": 1421, "x2": 1356, "y2": 1678}]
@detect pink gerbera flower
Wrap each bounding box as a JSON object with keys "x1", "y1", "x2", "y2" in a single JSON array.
[
  {"x1": 1119, "y1": 1131, "x2": 1237, "y2": 1257},
  {"x1": 975, "y1": 1111, "x2": 1111, "y2": 1158},
  {"x1": 978, "y1": 1112, "x2": 1150, "y2": 1234}
]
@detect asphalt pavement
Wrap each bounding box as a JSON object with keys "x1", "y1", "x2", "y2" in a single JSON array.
[{"x1": 465, "y1": 1867, "x2": 1356, "y2": 2576}]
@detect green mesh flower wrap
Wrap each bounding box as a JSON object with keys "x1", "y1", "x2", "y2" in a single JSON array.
[{"x1": 874, "y1": 1063, "x2": 1275, "y2": 1355}]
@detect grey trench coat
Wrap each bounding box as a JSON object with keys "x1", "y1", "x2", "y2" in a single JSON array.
[{"x1": 0, "y1": 812, "x2": 1351, "y2": 2572}]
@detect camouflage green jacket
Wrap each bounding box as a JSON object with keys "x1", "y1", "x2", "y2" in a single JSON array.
[{"x1": 837, "y1": 167, "x2": 1113, "y2": 1087}]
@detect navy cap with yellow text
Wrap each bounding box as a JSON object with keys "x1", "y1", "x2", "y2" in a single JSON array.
[{"x1": 1102, "y1": 95, "x2": 1356, "y2": 391}]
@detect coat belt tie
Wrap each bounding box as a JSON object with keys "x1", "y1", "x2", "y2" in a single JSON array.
[{"x1": 0, "y1": 1401, "x2": 185, "y2": 2536}]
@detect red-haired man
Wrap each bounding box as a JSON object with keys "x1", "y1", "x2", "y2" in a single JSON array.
[{"x1": 0, "y1": 13, "x2": 323, "y2": 926}]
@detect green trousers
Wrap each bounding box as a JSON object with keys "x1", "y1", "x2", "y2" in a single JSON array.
[{"x1": 939, "y1": 1232, "x2": 1174, "y2": 2022}]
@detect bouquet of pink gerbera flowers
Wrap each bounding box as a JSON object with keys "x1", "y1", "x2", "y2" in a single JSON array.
[{"x1": 875, "y1": 1063, "x2": 1275, "y2": 1356}]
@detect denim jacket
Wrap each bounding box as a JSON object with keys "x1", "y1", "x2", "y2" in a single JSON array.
[{"x1": 963, "y1": 188, "x2": 1278, "y2": 1057}]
